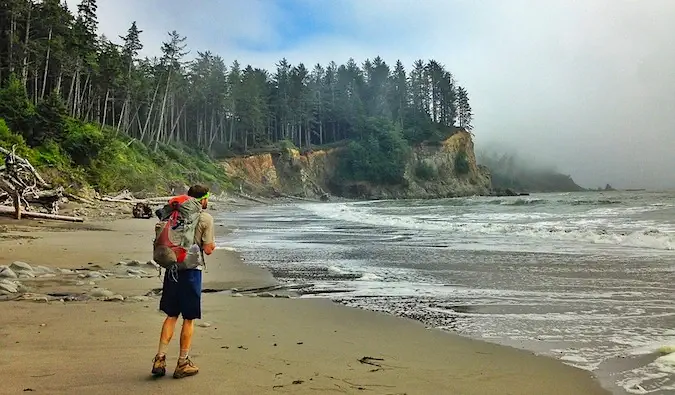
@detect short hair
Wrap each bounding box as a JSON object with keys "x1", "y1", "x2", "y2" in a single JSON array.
[{"x1": 187, "y1": 184, "x2": 210, "y2": 199}]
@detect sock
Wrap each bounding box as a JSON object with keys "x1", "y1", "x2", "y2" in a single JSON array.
[{"x1": 179, "y1": 319, "x2": 194, "y2": 361}]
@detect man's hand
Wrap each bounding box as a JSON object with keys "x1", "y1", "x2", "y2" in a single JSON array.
[{"x1": 203, "y1": 243, "x2": 216, "y2": 255}]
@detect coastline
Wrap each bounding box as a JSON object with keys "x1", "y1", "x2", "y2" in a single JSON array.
[{"x1": 0, "y1": 207, "x2": 610, "y2": 394}]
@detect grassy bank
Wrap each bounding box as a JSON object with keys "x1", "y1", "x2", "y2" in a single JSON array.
[{"x1": 0, "y1": 117, "x2": 230, "y2": 195}]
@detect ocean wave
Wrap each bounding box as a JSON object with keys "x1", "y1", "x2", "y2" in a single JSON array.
[
  {"x1": 301, "y1": 203, "x2": 675, "y2": 251},
  {"x1": 433, "y1": 196, "x2": 664, "y2": 207}
]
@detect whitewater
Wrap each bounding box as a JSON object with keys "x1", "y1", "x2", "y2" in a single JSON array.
[{"x1": 220, "y1": 191, "x2": 675, "y2": 394}]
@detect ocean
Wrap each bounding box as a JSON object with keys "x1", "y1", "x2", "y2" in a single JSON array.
[{"x1": 218, "y1": 191, "x2": 675, "y2": 394}]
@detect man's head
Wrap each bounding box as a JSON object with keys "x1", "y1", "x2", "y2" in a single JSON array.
[{"x1": 187, "y1": 184, "x2": 210, "y2": 209}]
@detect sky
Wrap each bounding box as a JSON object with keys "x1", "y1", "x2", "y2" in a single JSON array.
[{"x1": 65, "y1": 0, "x2": 675, "y2": 189}]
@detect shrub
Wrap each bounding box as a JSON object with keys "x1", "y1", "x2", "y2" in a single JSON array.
[
  {"x1": 415, "y1": 161, "x2": 438, "y2": 181},
  {"x1": 455, "y1": 151, "x2": 470, "y2": 175}
]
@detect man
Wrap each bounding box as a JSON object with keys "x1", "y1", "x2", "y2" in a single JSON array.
[{"x1": 151, "y1": 184, "x2": 216, "y2": 379}]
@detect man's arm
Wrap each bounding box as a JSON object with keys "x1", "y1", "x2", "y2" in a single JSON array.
[{"x1": 200, "y1": 213, "x2": 216, "y2": 255}]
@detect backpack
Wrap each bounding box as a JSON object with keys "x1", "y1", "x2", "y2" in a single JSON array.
[{"x1": 153, "y1": 195, "x2": 204, "y2": 271}]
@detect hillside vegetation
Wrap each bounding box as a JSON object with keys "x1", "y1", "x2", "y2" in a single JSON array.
[{"x1": 0, "y1": 0, "x2": 476, "y2": 195}]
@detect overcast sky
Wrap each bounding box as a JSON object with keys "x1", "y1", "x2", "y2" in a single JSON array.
[{"x1": 66, "y1": 0, "x2": 675, "y2": 189}]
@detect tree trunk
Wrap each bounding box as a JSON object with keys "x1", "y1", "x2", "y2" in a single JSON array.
[
  {"x1": 55, "y1": 67, "x2": 63, "y2": 95},
  {"x1": 101, "y1": 90, "x2": 110, "y2": 130},
  {"x1": 40, "y1": 27, "x2": 53, "y2": 100},
  {"x1": 20, "y1": 2, "x2": 32, "y2": 89},
  {"x1": 155, "y1": 72, "x2": 171, "y2": 144},
  {"x1": 141, "y1": 82, "x2": 161, "y2": 142}
]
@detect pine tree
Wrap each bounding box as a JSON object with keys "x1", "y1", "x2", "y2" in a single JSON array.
[{"x1": 0, "y1": 1, "x2": 476, "y2": 157}]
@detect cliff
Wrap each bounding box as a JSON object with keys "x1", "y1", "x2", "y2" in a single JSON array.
[{"x1": 222, "y1": 131, "x2": 491, "y2": 200}]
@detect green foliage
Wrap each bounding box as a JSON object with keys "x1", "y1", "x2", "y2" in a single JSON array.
[
  {"x1": 0, "y1": 75, "x2": 35, "y2": 139},
  {"x1": 414, "y1": 161, "x2": 439, "y2": 181},
  {"x1": 278, "y1": 139, "x2": 297, "y2": 161},
  {"x1": 278, "y1": 139, "x2": 297, "y2": 152},
  {"x1": 0, "y1": 1, "x2": 479, "y2": 193},
  {"x1": 61, "y1": 119, "x2": 105, "y2": 166},
  {"x1": 336, "y1": 117, "x2": 410, "y2": 185},
  {"x1": 454, "y1": 151, "x2": 470, "y2": 175},
  {"x1": 0, "y1": 116, "x2": 230, "y2": 194},
  {"x1": 33, "y1": 93, "x2": 69, "y2": 144},
  {"x1": 0, "y1": 118, "x2": 32, "y2": 158}
]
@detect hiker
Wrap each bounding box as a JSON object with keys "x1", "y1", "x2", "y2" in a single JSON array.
[{"x1": 151, "y1": 184, "x2": 216, "y2": 379}]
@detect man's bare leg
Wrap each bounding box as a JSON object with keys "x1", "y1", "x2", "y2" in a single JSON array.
[
  {"x1": 173, "y1": 319, "x2": 199, "y2": 378},
  {"x1": 152, "y1": 316, "x2": 178, "y2": 376}
]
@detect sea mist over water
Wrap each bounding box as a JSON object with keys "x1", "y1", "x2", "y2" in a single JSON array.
[
  {"x1": 221, "y1": 191, "x2": 675, "y2": 394},
  {"x1": 476, "y1": 144, "x2": 585, "y2": 192}
]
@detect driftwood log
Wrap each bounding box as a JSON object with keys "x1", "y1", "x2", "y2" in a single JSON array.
[
  {"x1": 0, "y1": 145, "x2": 78, "y2": 221},
  {"x1": 0, "y1": 206, "x2": 83, "y2": 222}
]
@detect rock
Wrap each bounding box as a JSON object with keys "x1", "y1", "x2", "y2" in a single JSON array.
[
  {"x1": 35, "y1": 266, "x2": 55, "y2": 274},
  {"x1": 58, "y1": 268, "x2": 74, "y2": 274},
  {"x1": 89, "y1": 288, "x2": 114, "y2": 298},
  {"x1": 259, "y1": 292, "x2": 275, "y2": 298},
  {"x1": 14, "y1": 282, "x2": 28, "y2": 293},
  {"x1": 75, "y1": 281, "x2": 85, "y2": 286},
  {"x1": 0, "y1": 282, "x2": 18, "y2": 293},
  {"x1": 127, "y1": 296, "x2": 150, "y2": 302},
  {"x1": 126, "y1": 268, "x2": 146, "y2": 276},
  {"x1": 198, "y1": 322, "x2": 212, "y2": 328},
  {"x1": 86, "y1": 271, "x2": 105, "y2": 279},
  {"x1": 127, "y1": 260, "x2": 142, "y2": 267},
  {"x1": 0, "y1": 266, "x2": 17, "y2": 279},
  {"x1": 232, "y1": 293, "x2": 244, "y2": 297},
  {"x1": 10, "y1": 261, "x2": 33, "y2": 272},
  {"x1": 18, "y1": 272, "x2": 35, "y2": 279},
  {"x1": 31, "y1": 296, "x2": 49, "y2": 303},
  {"x1": 105, "y1": 294, "x2": 124, "y2": 302}
]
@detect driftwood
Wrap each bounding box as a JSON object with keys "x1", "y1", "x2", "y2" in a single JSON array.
[
  {"x1": 63, "y1": 192, "x2": 96, "y2": 205},
  {"x1": 99, "y1": 189, "x2": 173, "y2": 205},
  {"x1": 0, "y1": 206, "x2": 83, "y2": 222},
  {"x1": 0, "y1": 146, "x2": 48, "y2": 187},
  {"x1": 0, "y1": 145, "x2": 69, "y2": 219}
]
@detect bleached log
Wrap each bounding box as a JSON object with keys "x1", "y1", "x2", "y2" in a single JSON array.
[
  {"x1": 0, "y1": 206, "x2": 83, "y2": 222},
  {"x1": 0, "y1": 146, "x2": 49, "y2": 187}
]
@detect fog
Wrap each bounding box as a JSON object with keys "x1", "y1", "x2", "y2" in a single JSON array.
[{"x1": 75, "y1": 0, "x2": 675, "y2": 190}]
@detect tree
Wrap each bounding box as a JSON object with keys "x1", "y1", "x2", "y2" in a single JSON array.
[
  {"x1": 456, "y1": 86, "x2": 473, "y2": 130},
  {"x1": 0, "y1": 1, "x2": 476, "y2": 162}
]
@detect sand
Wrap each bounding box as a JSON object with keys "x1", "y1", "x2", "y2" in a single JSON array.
[{"x1": 0, "y1": 214, "x2": 610, "y2": 395}]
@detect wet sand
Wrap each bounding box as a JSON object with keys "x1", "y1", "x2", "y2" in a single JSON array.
[{"x1": 0, "y1": 215, "x2": 610, "y2": 395}]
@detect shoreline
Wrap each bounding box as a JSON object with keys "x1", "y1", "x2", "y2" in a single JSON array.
[{"x1": 0, "y1": 208, "x2": 610, "y2": 394}]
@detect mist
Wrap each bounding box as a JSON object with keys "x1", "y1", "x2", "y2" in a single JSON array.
[{"x1": 476, "y1": 143, "x2": 585, "y2": 193}]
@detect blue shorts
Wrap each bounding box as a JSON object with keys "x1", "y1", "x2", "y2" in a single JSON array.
[{"x1": 159, "y1": 269, "x2": 202, "y2": 320}]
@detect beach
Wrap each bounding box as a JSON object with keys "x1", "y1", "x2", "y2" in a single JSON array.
[{"x1": 0, "y1": 208, "x2": 609, "y2": 395}]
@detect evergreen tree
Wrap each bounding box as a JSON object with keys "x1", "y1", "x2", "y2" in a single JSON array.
[{"x1": 0, "y1": 0, "x2": 476, "y2": 159}]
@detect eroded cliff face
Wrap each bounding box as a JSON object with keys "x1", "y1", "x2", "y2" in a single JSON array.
[{"x1": 222, "y1": 131, "x2": 491, "y2": 200}]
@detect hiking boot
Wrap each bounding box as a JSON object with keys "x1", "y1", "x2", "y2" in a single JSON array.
[
  {"x1": 151, "y1": 354, "x2": 166, "y2": 377},
  {"x1": 173, "y1": 357, "x2": 199, "y2": 379}
]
